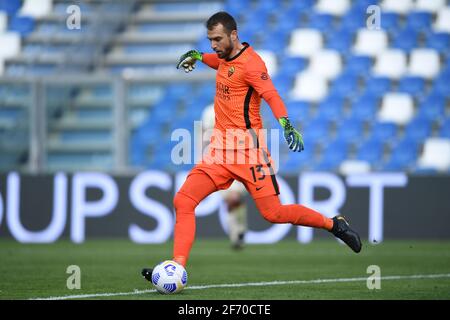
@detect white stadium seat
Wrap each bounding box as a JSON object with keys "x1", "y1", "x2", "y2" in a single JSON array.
[
  {"x1": 201, "y1": 104, "x2": 215, "y2": 130},
  {"x1": 381, "y1": 0, "x2": 414, "y2": 14},
  {"x1": 353, "y1": 29, "x2": 388, "y2": 57},
  {"x1": 378, "y1": 93, "x2": 414, "y2": 125},
  {"x1": 408, "y1": 49, "x2": 440, "y2": 79},
  {"x1": 256, "y1": 50, "x2": 278, "y2": 76},
  {"x1": 373, "y1": 49, "x2": 407, "y2": 79},
  {"x1": 287, "y1": 29, "x2": 323, "y2": 57},
  {"x1": 0, "y1": 11, "x2": 7, "y2": 33},
  {"x1": 290, "y1": 72, "x2": 328, "y2": 102},
  {"x1": 434, "y1": 7, "x2": 450, "y2": 33},
  {"x1": 418, "y1": 138, "x2": 450, "y2": 172},
  {"x1": 315, "y1": 0, "x2": 350, "y2": 16},
  {"x1": 0, "y1": 32, "x2": 21, "y2": 59},
  {"x1": 20, "y1": 0, "x2": 53, "y2": 18},
  {"x1": 308, "y1": 50, "x2": 342, "y2": 80},
  {"x1": 416, "y1": 0, "x2": 446, "y2": 13}
]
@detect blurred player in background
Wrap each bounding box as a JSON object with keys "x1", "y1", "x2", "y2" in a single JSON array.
[
  {"x1": 202, "y1": 104, "x2": 248, "y2": 250},
  {"x1": 142, "y1": 11, "x2": 361, "y2": 280}
]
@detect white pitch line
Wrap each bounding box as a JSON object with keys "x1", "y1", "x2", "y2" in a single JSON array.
[{"x1": 30, "y1": 273, "x2": 450, "y2": 300}]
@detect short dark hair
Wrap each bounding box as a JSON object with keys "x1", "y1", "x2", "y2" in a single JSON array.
[{"x1": 206, "y1": 11, "x2": 237, "y2": 34}]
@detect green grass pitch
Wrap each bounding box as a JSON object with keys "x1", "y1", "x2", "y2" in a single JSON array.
[{"x1": 0, "y1": 239, "x2": 449, "y2": 300}]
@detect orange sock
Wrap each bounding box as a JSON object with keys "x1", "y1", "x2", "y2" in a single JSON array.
[
  {"x1": 172, "y1": 173, "x2": 218, "y2": 267},
  {"x1": 255, "y1": 195, "x2": 334, "y2": 230}
]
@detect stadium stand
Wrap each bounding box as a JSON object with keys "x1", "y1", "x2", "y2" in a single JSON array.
[{"x1": 0, "y1": 0, "x2": 449, "y2": 175}]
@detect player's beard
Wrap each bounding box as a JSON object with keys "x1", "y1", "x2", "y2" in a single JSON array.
[{"x1": 217, "y1": 37, "x2": 233, "y2": 60}]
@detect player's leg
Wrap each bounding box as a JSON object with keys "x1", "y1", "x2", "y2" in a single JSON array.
[
  {"x1": 172, "y1": 171, "x2": 219, "y2": 266},
  {"x1": 253, "y1": 194, "x2": 362, "y2": 253}
]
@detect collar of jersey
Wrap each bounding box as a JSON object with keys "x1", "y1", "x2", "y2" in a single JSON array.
[{"x1": 225, "y1": 42, "x2": 250, "y2": 62}]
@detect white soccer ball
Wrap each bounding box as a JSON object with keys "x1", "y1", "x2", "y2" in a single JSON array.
[{"x1": 151, "y1": 260, "x2": 188, "y2": 294}]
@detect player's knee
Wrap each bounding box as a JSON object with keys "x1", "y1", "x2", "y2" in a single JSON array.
[
  {"x1": 259, "y1": 204, "x2": 283, "y2": 223},
  {"x1": 173, "y1": 191, "x2": 198, "y2": 213}
]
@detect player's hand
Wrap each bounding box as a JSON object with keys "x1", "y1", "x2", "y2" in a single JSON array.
[
  {"x1": 176, "y1": 50, "x2": 203, "y2": 73},
  {"x1": 279, "y1": 117, "x2": 304, "y2": 152}
]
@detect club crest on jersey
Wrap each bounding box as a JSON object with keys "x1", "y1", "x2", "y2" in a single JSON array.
[
  {"x1": 261, "y1": 72, "x2": 269, "y2": 80},
  {"x1": 228, "y1": 66, "x2": 235, "y2": 77}
]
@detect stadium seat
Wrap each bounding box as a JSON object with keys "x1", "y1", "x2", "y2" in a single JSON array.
[
  {"x1": 434, "y1": 7, "x2": 450, "y2": 33},
  {"x1": 373, "y1": 49, "x2": 407, "y2": 80},
  {"x1": 0, "y1": 0, "x2": 21, "y2": 15},
  {"x1": 433, "y1": 73, "x2": 450, "y2": 97},
  {"x1": 340, "y1": 7, "x2": 366, "y2": 32},
  {"x1": 303, "y1": 117, "x2": 332, "y2": 143},
  {"x1": 19, "y1": 0, "x2": 53, "y2": 18},
  {"x1": 329, "y1": 72, "x2": 359, "y2": 98},
  {"x1": 380, "y1": 12, "x2": 400, "y2": 35},
  {"x1": 8, "y1": 16, "x2": 35, "y2": 36},
  {"x1": 317, "y1": 96, "x2": 344, "y2": 121},
  {"x1": 356, "y1": 138, "x2": 384, "y2": 164},
  {"x1": 408, "y1": 49, "x2": 440, "y2": 80},
  {"x1": 315, "y1": 141, "x2": 349, "y2": 171},
  {"x1": 336, "y1": 117, "x2": 365, "y2": 144},
  {"x1": 0, "y1": 11, "x2": 6, "y2": 32},
  {"x1": 277, "y1": 57, "x2": 307, "y2": 77},
  {"x1": 398, "y1": 76, "x2": 426, "y2": 97},
  {"x1": 406, "y1": 11, "x2": 432, "y2": 32},
  {"x1": 353, "y1": 29, "x2": 388, "y2": 57},
  {"x1": 307, "y1": 49, "x2": 342, "y2": 80},
  {"x1": 426, "y1": 32, "x2": 450, "y2": 54},
  {"x1": 344, "y1": 55, "x2": 372, "y2": 77},
  {"x1": 383, "y1": 138, "x2": 418, "y2": 171},
  {"x1": 378, "y1": 93, "x2": 414, "y2": 125},
  {"x1": 315, "y1": 0, "x2": 350, "y2": 16},
  {"x1": 404, "y1": 117, "x2": 432, "y2": 141},
  {"x1": 326, "y1": 28, "x2": 353, "y2": 53},
  {"x1": 287, "y1": 29, "x2": 323, "y2": 57},
  {"x1": 363, "y1": 77, "x2": 392, "y2": 97},
  {"x1": 381, "y1": 0, "x2": 414, "y2": 14},
  {"x1": 392, "y1": 29, "x2": 418, "y2": 53},
  {"x1": 370, "y1": 122, "x2": 398, "y2": 141},
  {"x1": 290, "y1": 72, "x2": 328, "y2": 102},
  {"x1": 308, "y1": 13, "x2": 334, "y2": 32},
  {"x1": 351, "y1": 93, "x2": 379, "y2": 121},
  {"x1": 415, "y1": 0, "x2": 446, "y2": 13},
  {"x1": 440, "y1": 119, "x2": 450, "y2": 138},
  {"x1": 0, "y1": 32, "x2": 21, "y2": 59},
  {"x1": 416, "y1": 94, "x2": 446, "y2": 120},
  {"x1": 417, "y1": 137, "x2": 450, "y2": 171}
]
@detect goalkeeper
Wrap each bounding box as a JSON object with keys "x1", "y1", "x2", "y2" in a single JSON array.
[{"x1": 142, "y1": 11, "x2": 361, "y2": 279}]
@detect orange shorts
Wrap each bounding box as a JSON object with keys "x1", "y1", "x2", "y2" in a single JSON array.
[{"x1": 189, "y1": 147, "x2": 280, "y2": 199}]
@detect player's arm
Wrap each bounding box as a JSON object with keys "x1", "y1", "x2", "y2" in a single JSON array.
[
  {"x1": 176, "y1": 50, "x2": 220, "y2": 72},
  {"x1": 245, "y1": 65, "x2": 304, "y2": 152}
]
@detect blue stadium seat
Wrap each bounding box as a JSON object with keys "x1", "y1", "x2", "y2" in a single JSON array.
[
  {"x1": 0, "y1": 0, "x2": 21, "y2": 15},
  {"x1": 340, "y1": 8, "x2": 366, "y2": 32},
  {"x1": 329, "y1": 72, "x2": 360, "y2": 98},
  {"x1": 392, "y1": 28, "x2": 418, "y2": 52},
  {"x1": 286, "y1": 101, "x2": 311, "y2": 124},
  {"x1": 304, "y1": 118, "x2": 332, "y2": 144},
  {"x1": 404, "y1": 117, "x2": 432, "y2": 142},
  {"x1": 426, "y1": 32, "x2": 450, "y2": 54},
  {"x1": 308, "y1": 13, "x2": 334, "y2": 32},
  {"x1": 336, "y1": 117, "x2": 365, "y2": 144},
  {"x1": 315, "y1": 140, "x2": 349, "y2": 171},
  {"x1": 383, "y1": 138, "x2": 418, "y2": 171},
  {"x1": 363, "y1": 77, "x2": 391, "y2": 97},
  {"x1": 277, "y1": 57, "x2": 307, "y2": 77},
  {"x1": 440, "y1": 118, "x2": 450, "y2": 138},
  {"x1": 381, "y1": 12, "x2": 400, "y2": 35},
  {"x1": 417, "y1": 94, "x2": 446, "y2": 120},
  {"x1": 398, "y1": 76, "x2": 426, "y2": 97},
  {"x1": 406, "y1": 11, "x2": 432, "y2": 32},
  {"x1": 350, "y1": 94, "x2": 378, "y2": 121},
  {"x1": 370, "y1": 122, "x2": 398, "y2": 141},
  {"x1": 9, "y1": 16, "x2": 35, "y2": 36},
  {"x1": 344, "y1": 55, "x2": 373, "y2": 77},
  {"x1": 326, "y1": 28, "x2": 353, "y2": 53},
  {"x1": 317, "y1": 96, "x2": 344, "y2": 121},
  {"x1": 356, "y1": 138, "x2": 384, "y2": 164},
  {"x1": 433, "y1": 73, "x2": 450, "y2": 97}
]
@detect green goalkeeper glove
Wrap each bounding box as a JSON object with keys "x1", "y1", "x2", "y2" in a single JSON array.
[
  {"x1": 279, "y1": 117, "x2": 304, "y2": 152},
  {"x1": 176, "y1": 50, "x2": 203, "y2": 73}
]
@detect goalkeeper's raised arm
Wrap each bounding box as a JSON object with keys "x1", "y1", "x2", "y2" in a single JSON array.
[{"x1": 176, "y1": 50, "x2": 220, "y2": 72}]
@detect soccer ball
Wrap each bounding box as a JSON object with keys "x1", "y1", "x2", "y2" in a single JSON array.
[{"x1": 151, "y1": 260, "x2": 188, "y2": 294}]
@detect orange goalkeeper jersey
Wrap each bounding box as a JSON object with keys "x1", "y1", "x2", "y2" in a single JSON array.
[{"x1": 202, "y1": 43, "x2": 278, "y2": 150}]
